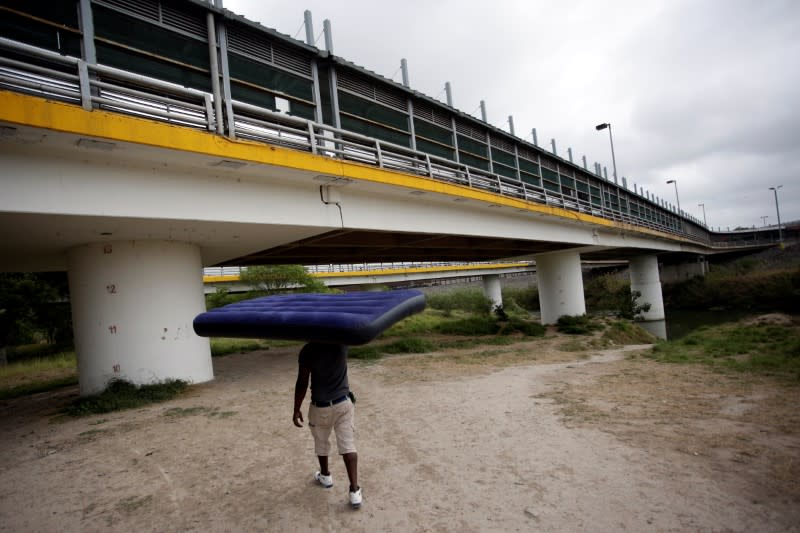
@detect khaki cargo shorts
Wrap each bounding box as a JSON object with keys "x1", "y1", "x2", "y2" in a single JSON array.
[{"x1": 308, "y1": 398, "x2": 356, "y2": 456}]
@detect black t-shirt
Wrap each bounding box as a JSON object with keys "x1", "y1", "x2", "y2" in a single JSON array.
[{"x1": 298, "y1": 342, "x2": 349, "y2": 403}]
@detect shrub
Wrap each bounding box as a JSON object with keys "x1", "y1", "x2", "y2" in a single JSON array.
[
  {"x1": 427, "y1": 289, "x2": 491, "y2": 316},
  {"x1": 556, "y1": 315, "x2": 601, "y2": 335},
  {"x1": 501, "y1": 286, "x2": 540, "y2": 311}
]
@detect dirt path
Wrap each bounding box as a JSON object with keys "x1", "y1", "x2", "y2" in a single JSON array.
[{"x1": 0, "y1": 340, "x2": 798, "y2": 532}]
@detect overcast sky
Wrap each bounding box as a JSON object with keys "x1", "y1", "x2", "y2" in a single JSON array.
[{"x1": 223, "y1": 0, "x2": 798, "y2": 231}]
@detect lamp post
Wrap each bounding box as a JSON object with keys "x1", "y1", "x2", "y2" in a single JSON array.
[
  {"x1": 769, "y1": 185, "x2": 783, "y2": 242},
  {"x1": 761, "y1": 215, "x2": 769, "y2": 227},
  {"x1": 666, "y1": 179, "x2": 681, "y2": 214},
  {"x1": 698, "y1": 203, "x2": 707, "y2": 226},
  {"x1": 595, "y1": 123, "x2": 618, "y2": 183}
]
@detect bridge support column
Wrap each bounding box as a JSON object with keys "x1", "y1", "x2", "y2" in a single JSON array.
[
  {"x1": 536, "y1": 250, "x2": 586, "y2": 324},
  {"x1": 629, "y1": 255, "x2": 665, "y2": 321},
  {"x1": 482, "y1": 274, "x2": 503, "y2": 312},
  {"x1": 67, "y1": 241, "x2": 213, "y2": 396}
]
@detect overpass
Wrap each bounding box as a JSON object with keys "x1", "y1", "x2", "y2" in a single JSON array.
[
  {"x1": 0, "y1": 0, "x2": 785, "y2": 394},
  {"x1": 203, "y1": 261, "x2": 536, "y2": 290}
]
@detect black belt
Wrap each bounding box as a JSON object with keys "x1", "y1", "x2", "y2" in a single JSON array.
[{"x1": 311, "y1": 395, "x2": 349, "y2": 407}]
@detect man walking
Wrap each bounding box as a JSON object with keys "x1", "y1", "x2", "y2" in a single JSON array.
[{"x1": 293, "y1": 342, "x2": 362, "y2": 509}]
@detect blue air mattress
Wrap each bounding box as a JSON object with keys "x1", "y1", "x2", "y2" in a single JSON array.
[{"x1": 193, "y1": 289, "x2": 426, "y2": 345}]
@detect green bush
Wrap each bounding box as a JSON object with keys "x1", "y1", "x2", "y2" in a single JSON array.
[
  {"x1": 663, "y1": 268, "x2": 800, "y2": 312},
  {"x1": 556, "y1": 315, "x2": 602, "y2": 335},
  {"x1": 501, "y1": 286, "x2": 540, "y2": 311},
  {"x1": 426, "y1": 289, "x2": 491, "y2": 316}
]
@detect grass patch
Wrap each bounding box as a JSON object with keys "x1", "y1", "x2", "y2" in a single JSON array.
[
  {"x1": 348, "y1": 345, "x2": 384, "y2": 360},
  {"x1": 0, "y1": 351, "x2": 77, "y2": 400},
  {"x1": 0, "y1": 375, "x2": 79, "y2": 400},
  {"x1": 435, "y1": 315, "x2": 502, "y2": 335},
  {"x1": 601, "y1": 320, "x2": 656, "y2": 345},
  {"x1": 383, "y1": 311, "x2": 444, "y2": 336},
  {"x1": 647, "y1": 321, "x2": 800, "y2": 380},
  {"x1": 163, "y1": 406, "x2": 237, "y2": 418},
  {"x1": 210, "y1": 338, "x2": 270, "y2": 357},
  {"x1": 64, "y1": 379, "x2": 189, "y2": 417}
]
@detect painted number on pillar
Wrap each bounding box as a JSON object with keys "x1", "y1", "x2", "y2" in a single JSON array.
[
  {"x1": 103, "y1": 244, "x2": 112, "y2": 254},
  {"x1": 106, "y1": 284, "x2": 116, "y2": 294},
  {"x1": 108, "y1": 325, "x2": 117, "y2": 334},
  {"x1": 112, "y1": 364, "x2": 120, "y2": 373}
]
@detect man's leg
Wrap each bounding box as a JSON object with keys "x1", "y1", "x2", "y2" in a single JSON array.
[
  {"x1": 318, "y1": 455, "x2": 329, "y2": 476},
  {"x1": 342, "y1": 452, "x2": 358, "y2": 491}
]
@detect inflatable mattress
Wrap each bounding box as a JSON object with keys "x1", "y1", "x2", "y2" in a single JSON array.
[{"x1": 193, "y1": 289, "x2": 426, "y2": 345}]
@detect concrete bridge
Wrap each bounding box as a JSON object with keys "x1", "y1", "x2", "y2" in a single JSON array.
[{"x1": 0, "y1": 0, "x2": 785, "y2": 394}]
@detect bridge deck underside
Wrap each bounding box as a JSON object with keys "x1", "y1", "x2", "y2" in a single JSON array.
[{"x1": 222, "y1": 229, "x2": 577, "y2": 265}]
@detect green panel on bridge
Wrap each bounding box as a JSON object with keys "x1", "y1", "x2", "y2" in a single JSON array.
[
  {"x1": 96, "y1": 43, "x2": 212, "y2": 92},
  {"x1": 289, "y1": 101, "x2": 316, "y2": 121},
  {"x1": 340, "y1": 115, "x2": 411, "y2": 147},
  {"x1": 415, "y1": 138, "x2": 455, "y2": 161},
  {"x1": 458, "y1": 151, "x2": 489, "y2": 171},
  {"x1": 518, "y1": 159, "x2": 540, "y2": 176},
  {"x1": 456, "y1": 135, "x2": 487, "y2": 158},
  {"x1": 230, "y1": 83, "x2": 276, "y2": 111},
  {"x1": 491, "y1": 147, "x2": 516, "y2": 168},
  {"x1": 229, "y1": 78, "x2": 315, "y2": 120},
  {"x1": 494, "y1": 163, "x2": 517, "y2": 180},
  {"x1": 0, "y1": 12, "x2": 82, "y2": 57},
  {"x1": 2, "y1": 1, "x2": 78, "y2": 27},
  {"x1": 338, "y1": 92, "x2": 409, "y2": 131},
  {"x1": 228, "y1": 54, "x2": 313, "y2": 102},
  {"x1": 413, "y1": 119, "x2": 453, "y2": 147},
  {"x1": 543, "y1": 180, "x2": 560, "y2": 193},
  {"x1": 521, "y1": 172, "x2": 541, "y2": 187},
  {"x1": 94, "y1": 6, "x2": 210, "y2": 71}
]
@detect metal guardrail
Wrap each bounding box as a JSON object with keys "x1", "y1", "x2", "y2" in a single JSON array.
[
  {"x1": 0, "y1": 37, "x2": 783, "y2": 250},
  {"x1": 202, "y1": 261, "x2": 535, "y2": 278}
]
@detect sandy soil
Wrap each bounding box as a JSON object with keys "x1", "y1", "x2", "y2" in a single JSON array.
[{"x1": 0, "y1": 336, "x2": 798, "y2": 532}]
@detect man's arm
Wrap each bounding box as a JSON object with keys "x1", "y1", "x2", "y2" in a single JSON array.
[{"x1": 293, "y1": 365, "x2": 310, "y2": 427}]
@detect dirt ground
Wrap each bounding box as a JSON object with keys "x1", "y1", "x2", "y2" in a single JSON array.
[{"x1": 0, "y1": 336, "x2": 798, "y2": 532}]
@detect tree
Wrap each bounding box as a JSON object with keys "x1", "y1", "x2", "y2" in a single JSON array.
[
  {"x1": 239, "y1": 265, "x2": 328, "y2": 295},
  {"x1": 0, "y1": 272, "x2": 71, "y2": 363}
]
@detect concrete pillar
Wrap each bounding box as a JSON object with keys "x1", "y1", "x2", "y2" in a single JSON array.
[
  {"x1": 628, "y1": 255, "x2": 665, "y2": 321},
  {"x1": 67, "y1": 241, "x2": 213, "y2": 396},
  {"x1": 482, "y1": 274, "x2": 502, "y2": 312},
  {"x1": 535, "y1": 250, "x2": 586, "y2": 324}
]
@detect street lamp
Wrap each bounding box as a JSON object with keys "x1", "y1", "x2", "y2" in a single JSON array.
[
  {"x1": 698, "y1": 203, "x2": 707, "y2": 226},
  {"x1": 761, "y1": 215, "x2": 769, "y2": 227},
  {"x1": 595, "y1": 123, "x2": 618, "y2": 183},
  {"x1": 666, "y1": 179, "x2": 681, "y2": 214},
  {"x1": 769, "y1": 185, "x2": 783, "y2": 242}
]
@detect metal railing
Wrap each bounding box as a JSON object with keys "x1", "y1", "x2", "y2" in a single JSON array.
[
  {"x1": 202, "y1": 260, "x2": 535, "y2": 278},
  {"x1": 0, "y1": 37, "x2": 779, "y2": 250}
]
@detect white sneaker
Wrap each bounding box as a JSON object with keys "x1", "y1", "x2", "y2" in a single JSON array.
[
  {"x1": 314, "y1": 471, "x2": 333, "y2": 488},
  {"x1": 349, "y1": 487, "x2": 362, "y2": 509}
]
